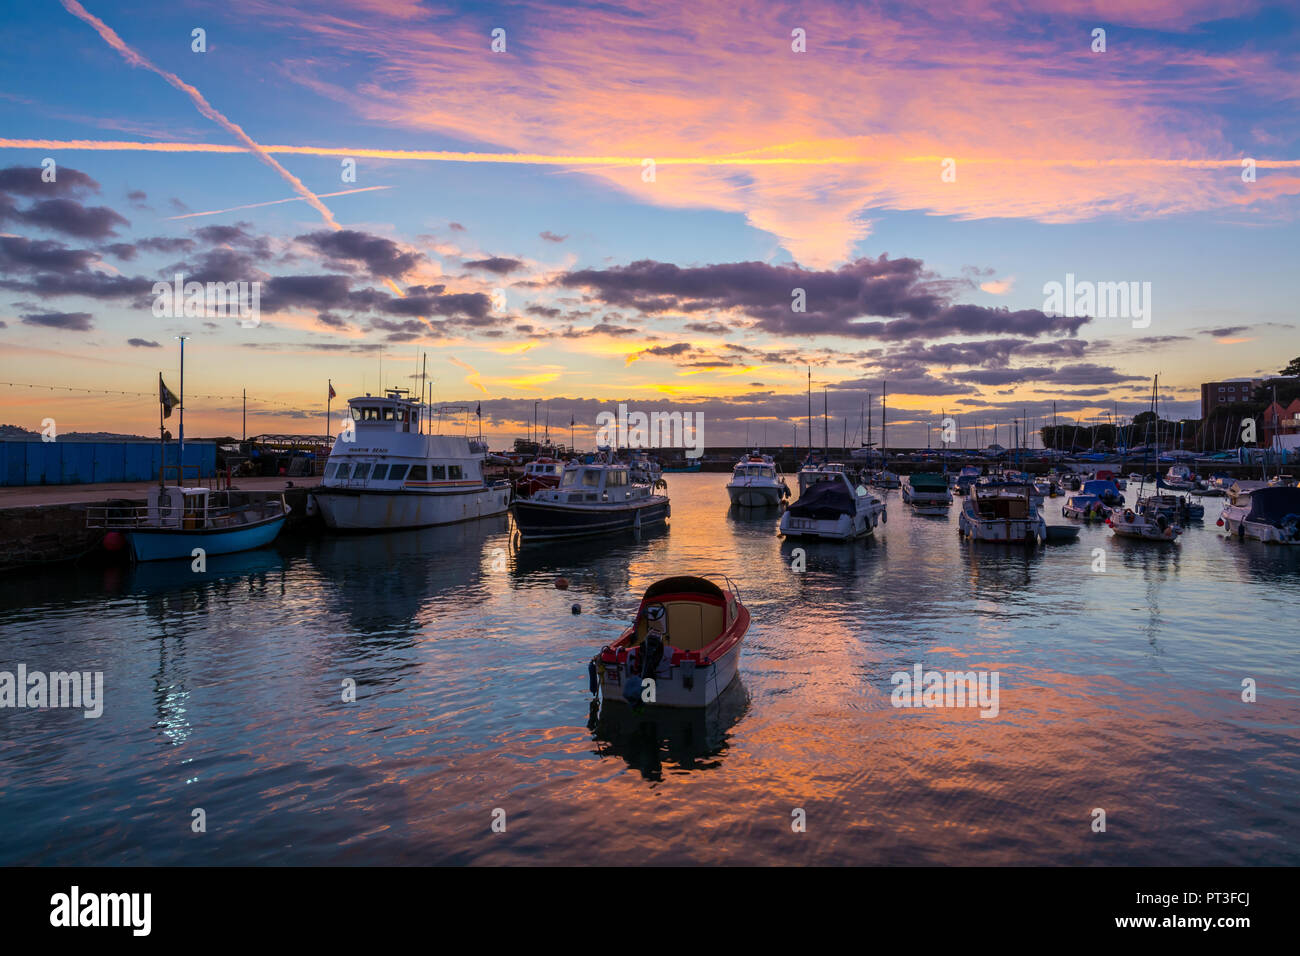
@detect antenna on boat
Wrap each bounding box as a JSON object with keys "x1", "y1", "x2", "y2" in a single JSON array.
[{"x1": 420, "y1": 352, "x2": 427, "y2": 436}]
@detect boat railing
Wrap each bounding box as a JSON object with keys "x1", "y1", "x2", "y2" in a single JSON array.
[{"x1": 87, "y1": 493, "x2": 286, "y2": 529}]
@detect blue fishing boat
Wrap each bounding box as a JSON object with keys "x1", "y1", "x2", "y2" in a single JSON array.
[{"x1": 88, "y1": 487, "x2": 289, "y2": 562}]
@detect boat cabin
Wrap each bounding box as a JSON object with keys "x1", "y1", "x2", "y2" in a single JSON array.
[
  {"x1": 733, "y1": 459, "x2": 777, "y2": 480},
  {"x1": 534, "y1": 462, "x2": 655, "y2": 505},
  {"x1": 627, "y1": 576, "x2": 736, "y2": 655}
]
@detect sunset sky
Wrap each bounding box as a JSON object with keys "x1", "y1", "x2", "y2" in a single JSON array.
[{"x1": 2, "y1": 0, "x2": 1297, "y2": 448}]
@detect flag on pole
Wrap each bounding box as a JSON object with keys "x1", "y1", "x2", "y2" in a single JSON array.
[
  {"x1": 475, "y1": 402, "x2": 481, "y2": 418},
  {"x1": 328, "y1": 382, "x2": 336, "y2": 400},
  {"x1": 159, "y1": 375, "x2": 180, "y2": 418}
]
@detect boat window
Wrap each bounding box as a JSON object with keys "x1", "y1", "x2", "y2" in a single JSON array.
[
  {"x1": 371, "y1": 465, "x2": 389, "y2": 480},
  {"x1": 325, "y1": 463, "x2": 338, "y2": 478},
  {"x1": 350, "y1": 407, "x2": 362, "y2": 421},
  {"x1": 335, "y1": 463, "x2": 351, "y2": 479},
  {"x1": 383, "y1": 407, "x2": 397, "y2": 421},
  {"x1": 353, "y1": 463, "x2": 371, "y2": 479},
  {"x1": 430, "y1": 464, "x2": 446, "y2": 480},
  {"x1": 561, "y1": 470, "x2": 579, "y2": 487},
  {"x1": 388, "y1": 465, "x2": 409, "y2": 481},
  {"x1": 607, "y1": 469, "x2": 627, "y2": 486},
  {"x1": 408, "y1": 465, "x2": 427, "y2": 481},
  {"x1": 448, "y1": 465, "x2": 463, "y2": 480},
  {"x1": 583, "y1": 470, "x2": 601, "y2": 487}
]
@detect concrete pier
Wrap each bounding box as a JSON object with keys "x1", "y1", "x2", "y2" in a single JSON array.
[{"x1": 0, "y1": 478, "x2": 320, "y2": 572}]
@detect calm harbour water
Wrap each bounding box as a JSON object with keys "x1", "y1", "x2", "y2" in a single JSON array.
[{"x1": 1, "y1": 472, "x2": 1297, "y2": 865}]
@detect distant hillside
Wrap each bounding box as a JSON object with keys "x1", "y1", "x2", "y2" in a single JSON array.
[{"x1": 0, "y1": 424, "x2": 152, "y2": 441}]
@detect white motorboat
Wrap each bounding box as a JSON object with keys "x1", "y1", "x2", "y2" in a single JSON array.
[
  {"x1": 1108, "y1": 503, "x2": 1182, "y2": 541},
  {"x1": 902, "y1": 472, "x2": 953, "y2": 514},
  {"x1": 1217, "y1": 486, "x2": 1300, "y2": 544},
  {"x1": 726, "y1": 451, "x2": 790, "y2": 508},
  {"x1": 779, "y1": 464, "x2": 886, "y2": 541},
  {"x1": 588, "y1": 575, "x2": 749, "y2": 709},
  {"x1": 312, "y1": 390, "x2": 511, "y2": 531},
  {"x1": 1061, "y1": 493, "x2": 1110, "y2": 521},
  {"x1": 958, "y1": 483, "x2": 1046, "y2": 544}
]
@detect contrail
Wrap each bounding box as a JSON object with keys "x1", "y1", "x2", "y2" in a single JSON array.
[
  {"x1": 5, "y1": 137, "x2": 1300, "y2": 169},
  {"x1": 167, "y1": 186, "x2": 392, "y2": 220},
  {"x1": 58, "y1": 0, "x2": 341, "y2": 230}
]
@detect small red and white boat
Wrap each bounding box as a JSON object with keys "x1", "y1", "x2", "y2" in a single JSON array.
[
  {"x1": 513, "y1": 456, "x2": 564, "y2": 498},
  {"x1": 588, "y1": 576, "x2": 749, "y2": 708}
]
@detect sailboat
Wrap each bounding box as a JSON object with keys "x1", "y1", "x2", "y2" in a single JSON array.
[
  {"x1": 872, "y1": 381, "x2": 901, "y2": 488},
  {"x1": 1109, "y1": 375, "x2": 1182, "y2": 542}
]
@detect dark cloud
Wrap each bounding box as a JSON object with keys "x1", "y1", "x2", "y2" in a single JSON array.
[
  {"x1": 9, "y1": 199, "x2": 129, "y2": 239},
  {"x1": 127, "y1": 337, "x2": 161, "y2": 348},
  {"x1": 0, "y1": 165, "x2": 99, "y2": 196},
  {"x1": 464, "y1": 256, "x2": 523, "y2": 275},
  {"x1": 559, "y1": 256, "x2": 1089, "y2": 341},
  {"x1": 0, "y1": 236, "x2": 99, "y2": 274},
  {"x1": 296, "y1": 229, "x2": 422, "y2": 278},
  {"x1": 1203, "y1": 326, "x2": 1248, "y2": 338},
  {"x1": 21, "y1": 311, "x2": 94, "y2": 331},
  {"x1": 539, "y1": 231, "x2": 568, "y2": 243},
  {"x1": 449, "y1": 222, "x2": 466, "y2": 232}
]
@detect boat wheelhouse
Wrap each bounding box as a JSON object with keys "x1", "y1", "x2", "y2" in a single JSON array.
[
  {"x1": 589, "y1": 576, "x2": 749, "y2": 708},
  {"x1": 958, "y1": 483, "x2": 1046, "y2": 545},
  {"x1": 312, "y1": 390, "x2": 511, "y2": 531},
  {"x1": 779, "y1": 464, "x2": 885, "y2": 541},
  {"x1": 726, "y1": 452, "x2": 789, "y2": 508},
  {"x1": 1218, "y1": 486, "x2": 1300, "y2": 544},
  {"x1": 87, "y1": 486, "x2": 288, "y2": 562},
  {"x1": 510, "y1": 458, "x2": 670, "y2": 540},
  {"x1": 1138, "y1": 493, "x2": 1204, "y2": 522}
]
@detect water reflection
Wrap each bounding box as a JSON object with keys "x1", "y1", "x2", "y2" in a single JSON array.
[{"x1": 588, "y1": 677, "x2": 751, "y2": 779}]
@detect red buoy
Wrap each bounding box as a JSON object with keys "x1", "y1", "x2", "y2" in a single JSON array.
[
  {"x1": 102, "y1": 531, "x2": 126, "y2": 552},
  {"x1": 555, "y1": 577, "x2": 569, "y2": 590}
]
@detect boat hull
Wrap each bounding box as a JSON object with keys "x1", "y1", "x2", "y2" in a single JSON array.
[
  {"x1": 313, "y1": 485, "x2": 510, "y2": 531},
  {"x1": 512, "y1": 497, "x2": 669, "y2": 539},
  {"x1": 779, "y1": 508, "x2": 881, "y2": 540},
  {"x1": 1220, "y1": 507, "x2": 1300, "y2": 544},
  {"x1": 127, "y1": 514, "x2": 286, "y2": 562},
  {"x1": 958, "y1": 510, "x2": 1045, "y2": 544},
  {"x1": 727, "y1": 483, "x2": 783, "y2": 508},
  {"x1": 598, "y1": 644, "x2": 741, "y2": 708}
]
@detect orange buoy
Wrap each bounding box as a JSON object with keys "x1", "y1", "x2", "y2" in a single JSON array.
[{"x1": 556, "y1": 577, "x2": 569, "y2": 590}]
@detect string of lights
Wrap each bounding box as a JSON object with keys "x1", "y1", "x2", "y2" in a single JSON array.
[{"x1": 0, "y1": 381, "x2": 304, "y2": 408}]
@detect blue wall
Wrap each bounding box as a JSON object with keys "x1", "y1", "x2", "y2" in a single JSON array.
[{"x1": 0, "y1": 441, "x2": 216, "y2": 486}]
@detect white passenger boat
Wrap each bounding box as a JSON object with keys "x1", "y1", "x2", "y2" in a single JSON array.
[
  {"x1": 312, "y1": 390, "x2": 511, "y2": 531},
  {"x1": 588, "y1": 575, "x2": 749, "y2": 708},
  {"x1": 958, "y1": 483, "x2": 1046, "y2": 544},
  {"x1": 1163, "y1": 464, "x2": 1196, "y2": 491},
  {"x1": 1217, "y1": 486, "x2": 1300, "y2": 544},
  {"x1": 511, "y1": 458, "x2": 669, "y2": 539},
  {"x1": 779, "y1": 464, "x2": 885, "y2": 541},
  {"x1": 726, "y1": 451, "x2": 790, "y2": 507}
]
